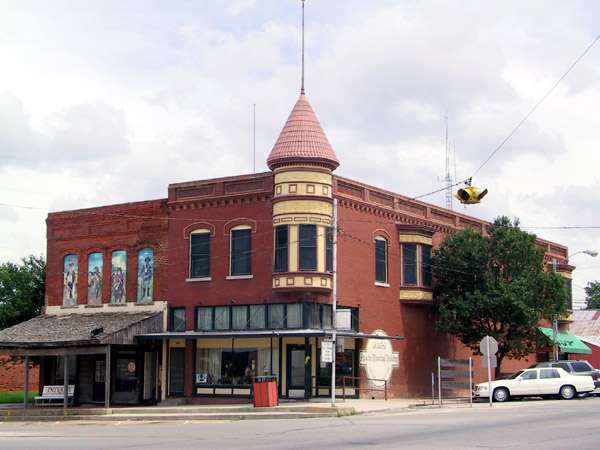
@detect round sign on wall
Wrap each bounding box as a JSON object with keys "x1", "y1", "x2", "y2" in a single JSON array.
[
  {"x1": 127, "y1": 361, "x2": 136, "y2": 373},
  {"x1": 359, "y1": 330, "x2": 399, "y2": 387}
]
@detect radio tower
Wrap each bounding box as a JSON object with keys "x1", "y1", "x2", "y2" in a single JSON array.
[{"x1": 444, "y1": 113, "x2": 453, "y2": 210}]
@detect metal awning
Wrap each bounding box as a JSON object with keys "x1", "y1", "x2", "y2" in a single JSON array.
[
  {"x1": 137, "y1": 329, "x2": 404, "y2": 341},
  {"x1": 538, "y1": 327, "x2": 592, "y2": 355}
]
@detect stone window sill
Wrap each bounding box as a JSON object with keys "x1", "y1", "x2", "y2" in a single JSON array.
[
  {"x1": 226, "y1": 275, "x2": 254, "y2": 280},
  {"x1": 186, "y1": 277, "x2": 212, "y2": 282},
  {"x1": 374, "y1": 282, "x2": 390, "y2": 288},
  {"x1": 84, "y1": 304, "x2": 103, "y2": 308},
  {"x1": 108, "y1": 303, "x2": 128, "y2": 307},
  {"x1": 61, "y1": 305, "x2": 80, "y2": 309}
]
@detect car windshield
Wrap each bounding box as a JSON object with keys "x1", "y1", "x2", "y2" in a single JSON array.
[{"x1": 504, "y1": 370, "x2": 524, "y2": 380}]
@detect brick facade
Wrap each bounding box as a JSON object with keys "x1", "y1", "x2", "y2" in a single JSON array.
[{"x1": 0, "y1": 356, "x2": 39, "y2": 392}]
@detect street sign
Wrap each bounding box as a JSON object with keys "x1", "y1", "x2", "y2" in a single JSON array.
[
  {"x1": 321, "y1": 340, "x2": 334, "y2": 363},
  {"x1": 479, "y1": 336, "x2": 498, "y2": 356}
]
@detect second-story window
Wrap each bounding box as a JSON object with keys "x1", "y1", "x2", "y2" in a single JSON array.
[
  {"x1": 190, "y1": 231, "x2": 210, "y2": 278},
  {"x1": 299, "y1": 224, "x2": 317, "y2": 271},
  {"x1": 421, "y1": 244, "x2": 432, "y2": 287},
  {"x1": 402, "y1": 244, "x2": 417, "y2": 286},
  {"x1": 274, "y1": 225, "x2": 288, "y2": 273},
  {"x1": 375, "y1": 237, "x2": 388, "y2": 284},
  {"x1": 230, "y1": 227, "x2": 252, "y2": 276}
]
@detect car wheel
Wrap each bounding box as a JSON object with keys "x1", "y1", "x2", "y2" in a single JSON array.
[
  {"x1": 493, "y1": 387, "x2": 509, "y2": 402},
  {"x1": 560, "y1": 385, "x2": 576, "y2": 400}
]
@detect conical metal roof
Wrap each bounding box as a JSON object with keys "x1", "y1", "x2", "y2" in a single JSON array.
[{"x1": 267, "y1": 93, "x2": 339, "y2": 170}]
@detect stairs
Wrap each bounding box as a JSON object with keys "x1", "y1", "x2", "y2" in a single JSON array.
[{"x1": 0, "y1": 404, "x2": 348, "y2": 422}]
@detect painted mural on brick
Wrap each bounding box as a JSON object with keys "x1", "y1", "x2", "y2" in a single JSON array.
[
  {"x1": 63, "y1": 254, "x2": 78, "y2": 306},
  {"x1": 137, "y1": 248, "x2": 154, "y2": 304},
  {"x1": 111, "y1": 250, "x2": 127, "y2": 304},
  {"x1": 87, "y1": 252, "x2": 103, "y2": 305}
]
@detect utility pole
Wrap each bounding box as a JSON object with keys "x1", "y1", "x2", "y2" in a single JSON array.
[{"x1": 331, "y1": 198, "x2": 338, "y2": 406}]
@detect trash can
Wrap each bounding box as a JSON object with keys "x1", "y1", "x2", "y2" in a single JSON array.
[{"x1": 253, "y1": 375, "x2": 279, "y2": 407}]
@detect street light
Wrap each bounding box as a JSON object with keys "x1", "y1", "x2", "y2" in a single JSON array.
[
  {"x1": 569, "y1": 249, "x2": 598, "y2": 259},
  {"x1": 551, "y1": 249, "x2": 598, "y2": 361}
]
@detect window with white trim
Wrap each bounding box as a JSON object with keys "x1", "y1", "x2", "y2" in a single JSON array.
[
  {"x1": 375, "y1": 236, "x2": 388, "y2": 284},
  {"x1": 190, "y1": 230, "x2": 210, "y2": 278},
  {"x1": 230, "y1": 226, "x2": 252, "y2": 276}
]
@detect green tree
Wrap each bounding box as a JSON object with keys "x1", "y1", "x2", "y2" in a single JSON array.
[
  {"x1": 431, "y1": 216, "x2": 567, "y2": 377},
  {"x1": 0, "y1": 255, "x2": 45, "y2": 330},
  {"x1": 585, "y1": 281, "x2": 600, "y2": 309}
]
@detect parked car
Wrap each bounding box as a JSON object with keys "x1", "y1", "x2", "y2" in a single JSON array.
[
  {"x1": 529, "y1": 360, "x2": 600, "y2": 393},
  {"x1": 473, "y1": 367, "x2": 594, "y2": 402}
]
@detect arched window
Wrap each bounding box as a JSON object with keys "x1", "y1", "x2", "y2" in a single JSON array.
[
  {"x1": 87, "y1": 252, "x2": 103, "y2": 305},
  {"x1": 110, "y1": 250, "x2": 127, "y2": 304},
  {"x1": 63, "y1": 254, "x2": 78, "y2": 306},
  {"x1": 137, "y1": 248, "x2": 154, "y2": 303},
  {"x1": 229, "y1": 225, "x2": 252, "y2": 277},
  {"x1": 375, "y1": 236, "x2": 388, "y2": 285},
  {"x1": 189, "y1": 229, "x2": 211, "y2": 279}
]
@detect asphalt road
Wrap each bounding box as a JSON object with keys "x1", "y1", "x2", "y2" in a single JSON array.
[{"x1": 1, "y1": 397, "x2": 599, "y2": 450}]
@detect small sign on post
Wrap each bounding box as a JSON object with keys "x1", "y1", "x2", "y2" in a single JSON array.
[
  {"x1": 321, "y1": 340, "x2": 334, "y2": 364},
  {"x1": 479, "y1": 335, "x2": 498, "y2": 407}
]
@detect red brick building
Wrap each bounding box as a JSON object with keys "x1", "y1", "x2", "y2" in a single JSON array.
[{"x1": 0, "y1": 87, "x2": 575, "y2": 405}]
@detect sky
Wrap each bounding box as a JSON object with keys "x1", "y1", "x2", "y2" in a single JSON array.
[{"x1": 1, "y1": 0, "x2": 599, "y2": 308}]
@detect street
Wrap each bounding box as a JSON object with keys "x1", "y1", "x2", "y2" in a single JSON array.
[{"x1": 1, "y1": 398, "x2": 599, "y2": 450}]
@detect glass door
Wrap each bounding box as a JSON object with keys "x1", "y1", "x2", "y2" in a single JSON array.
[{"x1": 287, "y1": 345, "x2": 307, "y2": 398}]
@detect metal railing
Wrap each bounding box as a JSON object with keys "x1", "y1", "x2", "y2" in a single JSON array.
[
  {"x1": 310, "y1": 376, "x2": 388, "y2": 400},
  {"x1": 342, "y1": 376, "x2": 387, "y2": 401}
]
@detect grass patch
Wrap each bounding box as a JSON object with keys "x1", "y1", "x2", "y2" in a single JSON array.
[{"x1": 0, "y1": 391, "x2": 38, "y2": 404}]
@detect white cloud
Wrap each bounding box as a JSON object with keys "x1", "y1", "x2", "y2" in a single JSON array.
[{"x1": 0, "y1": 0, "x2": 599, "y2": 306}]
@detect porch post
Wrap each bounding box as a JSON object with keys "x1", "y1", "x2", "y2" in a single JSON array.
[
  {"x1": 105, "y1": 345, "x2": 111, "y2": 408},
  {"x1": 161, "y1": 340, "x2": 167, "y2": 401},
  {"x1": 304, "y1": 336, "x2": 310, "y2": 399},
  {"x1": 63, "y1": 354, "x2": 68, "y2": 409},
  {"x1": 23, "y1": 355, "x2": 29, "y2": 409}
]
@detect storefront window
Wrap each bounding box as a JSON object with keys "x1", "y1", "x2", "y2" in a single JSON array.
[
  {"x1": 195, "y1": 347, "x2": 279, "y2": 386},
  {"x1": 317, "y1": 349, "x2": 356, "y2": 387}
]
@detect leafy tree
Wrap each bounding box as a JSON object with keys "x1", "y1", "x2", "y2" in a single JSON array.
[
  {"x1": 585, "y1": 281, "x2": 600, "y2": 309},
  {"x1": 431, "y1": 216, "x2": 567, "y2": 377},
  {"x1": 0, "y1": 255, "x2": 45, "y2": 330}
]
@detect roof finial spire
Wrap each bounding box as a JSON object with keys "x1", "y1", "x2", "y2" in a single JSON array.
[{"x1": 300, "y1": 0, "x2": 305, "y2": 95}]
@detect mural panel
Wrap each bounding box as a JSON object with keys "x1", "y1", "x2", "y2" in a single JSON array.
[
  {"x1": 87, "y1": 252, "x2": 103, "y2": 305},
  {"x1": 137, "y1": 248, "x2": 154, "y2": 304},
  {"x1": 111, "y1": 250, "x2": 127, "y2": 304},
  {"x1": 63, "y1": 254, "x2": 78, "y2": 306}
]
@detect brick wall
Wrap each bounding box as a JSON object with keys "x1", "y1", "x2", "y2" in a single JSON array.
[{"x1": 0, "y1": 356, "x2": 40, "y2": 392}]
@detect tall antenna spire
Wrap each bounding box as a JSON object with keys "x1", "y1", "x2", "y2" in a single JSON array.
[
  {"x1": 300, "y1": 0, "x2": 305, "y2": 94},
  {"x1": 444, "y1": 112, "x2": 453, "y2": 210}
]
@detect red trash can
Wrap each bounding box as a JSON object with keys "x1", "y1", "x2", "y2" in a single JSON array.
[{"x1": 253, "y1": 375, "x2": 279, "y2": 407}]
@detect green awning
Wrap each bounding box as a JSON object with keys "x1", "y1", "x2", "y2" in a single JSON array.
[{"x1": 538, "y1": 327, "x2": 592, "y2": 355}]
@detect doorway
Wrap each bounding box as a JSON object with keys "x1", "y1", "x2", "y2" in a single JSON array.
[
  {"x1": 169, "y1": 347, "x2": 185, "y2": 397},
  {"x1": 286, "y1": 344, "x2": 309, "y2": 398}
]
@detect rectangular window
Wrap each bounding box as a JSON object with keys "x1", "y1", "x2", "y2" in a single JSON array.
[
  {"x1": 305, "y1": 303, "x2": 321, "y2": 329},
  {"x1": 230, "y1": 229, "x2": 252, "y2": 276},
  {"x1": 232, "y1": 305, "x2": 248, "y2": 330},
  {"x1": 402, "y1": 244, "x2": 417, "y2": 286},
  {"x1": 326, "y1": 227, "x2": 333, "y2": 272},
  {"x1": 421, "y1": 244, "x2": 432, "y2": 287},
  {"x1": 540, "y1": 369, "x2": 560, "y2": 379},
  {"x1": 274, "y1": 226, "x2": 289, "y2": 273},
  {"x1": 571, "y1": 362, "x2": 592, "y2": 373},
  {"x1": 249, "y1": 305, "x2": 266, "y2": 329},
  {"x1": 170, "y1": 307, "x2": 186, "y2": 332},
  {"x1": 196, "y1": 307, "x2": 213, "y2": 331},
  {"x1": 321, "y1": 304, "x2": 333, "y2": 329},
  {"x1": 299, "y1": 224, "x2": 317, "y2": 271},
  {"x1": 190, "y1": 233, "x2": 210, "y2": 278},
  {"x1": 375, "y1": 238, "x2": 388, "y2": 283},
  {"x1": 214, "y1": 306, "x2": 230, "y2": 330},
  {"x1": 286, "y1": 304, "x2": 303, "y2": 329},
  {"x1": 268, "y1": 304, "x2": 285, "y2": 329}
]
